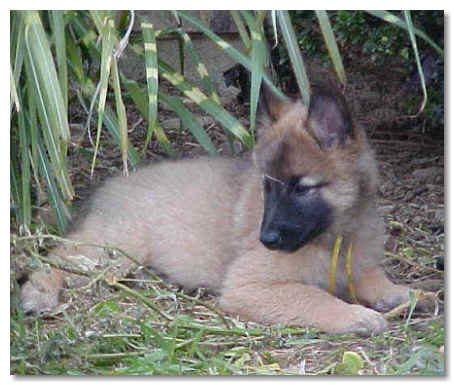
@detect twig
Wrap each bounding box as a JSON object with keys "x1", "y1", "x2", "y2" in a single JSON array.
[
  {"x1": 385, "y1": 252, "x2": 442, "y2": 274},
  {"x1": 383, "y1": 300, "x2": 412, "y2": 320},
  {"x1": 86, "y1": 351, "x2": 144, "y2": 361},
  {"x1": 108, "y1": 278, "x2": 174, "y2": 322},
  {"x1": 29, "y1": 251, "x2": 92, "y2": 278},
  {"x1": 145, "y1": 268, "x2": 234, "y2": 329},
  {"x1": 383, "y1": 290, "x2": 439, "y2": 320},
  {"x1": 13, "y1": 233, "x2": 143, "y2": 267}
]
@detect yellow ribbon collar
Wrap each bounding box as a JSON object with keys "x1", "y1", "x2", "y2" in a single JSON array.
[{"x1": 329, "y1": 234, "x2": 359, "y2": 304}]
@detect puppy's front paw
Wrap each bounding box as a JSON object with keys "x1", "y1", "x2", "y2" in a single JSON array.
[
  {"x1": 372, "y1": 285, "x2": 411, "y2": 313},
  {"x1": 340, "y1": 305, "x2": 388, "y2": 337},
  {"x1": 20, "y1": 276, "x2": 60, "y2": 314}
]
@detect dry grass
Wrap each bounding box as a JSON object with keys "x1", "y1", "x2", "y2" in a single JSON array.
[{"x1": 10, "y1": 243, "x2": 444, "y2": 375}]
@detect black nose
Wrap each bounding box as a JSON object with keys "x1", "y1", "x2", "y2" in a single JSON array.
[{"x1": 260, "y1": 229, "x2": 282, "y2": 250}]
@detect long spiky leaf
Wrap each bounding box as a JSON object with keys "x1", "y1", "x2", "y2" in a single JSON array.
[
  {"x1": 159, "y1": 93, "x2": 218, "y2": 156},
  {"x1": 23, "y1": 11, "x2": 73, "y2": 203},
  {"x1": 240, "y1": 11, "x2": 266, "y2": 135},
  {"x1": 176, "y1": 10, "x2": 287, "y2": 101},
  {"x1": 230, "y1": 11, "x2": 251, "y2": 52},
  {"x1": 91, "y1": 15, "x2": 114, "y2": 176},
  {"x1": 36, "y1": 137, "x2": 71, "y2": 232},
  {"x1": 50, "y1": 11, "x2": 68, "y2": 110},
  {"x1": 276, "y1": 10, "x2": 311, "y2": 105},
  {"x1": 403, "y1": 10, "x2": 427, "y2": 116},
  {"x1": 157, "y1": 58, "x2": 253, "y2": 148},
  {"x1": 315, "y1": 11, "x2": 347, "y2": 85},
  {"x1": 10, "y1": 66, "x2": 20, "y2": 112},
  {"x1": 18, "y1": 108, "x2": 31, "y2": 230},
  {"x1": 176, "y1": 28, "x2": 220, "y2": 104},
  {"x1": 141, "y1": 19, "x2": 174, "y2": 156},
  {"x1": 23, "y1": 11, "x2": 70, "y2": 142},
  {"x1": 111, "y1": 56, "x2": 129, "y2": 175}
]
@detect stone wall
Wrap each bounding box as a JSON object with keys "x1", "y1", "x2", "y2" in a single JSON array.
[{"x1": 119, "y1": 11, "x2": 243, "y2": 86}]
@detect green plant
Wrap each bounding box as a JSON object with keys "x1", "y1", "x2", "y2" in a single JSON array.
[
  {"x1": 270, "y1": 11, "x2": 443, "y2": 129},
  {"x1": 10, "y1": 10, "x2": 282, "y2": 233}
]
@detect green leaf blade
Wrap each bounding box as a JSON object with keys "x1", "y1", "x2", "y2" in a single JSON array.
[
  {"x1": 366, "y1": 10, "x2": 443, "y2": 56},
  {"x1": 276, "y1": 10, "x2": 311, "y2": 105},
  {"x1": 315, "y1": 11, "x2": 347, "y2": 85}
]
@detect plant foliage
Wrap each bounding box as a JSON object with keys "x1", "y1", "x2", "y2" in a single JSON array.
[{"x1": 10, "y1": 10, "x2": 442, "y2": 238}]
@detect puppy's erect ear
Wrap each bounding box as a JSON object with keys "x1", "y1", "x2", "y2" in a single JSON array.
[
  {"x1": 307, "y1": 85, "x2": 354, "y2": 149},
  {"x1": 259, "y1": 83, "x2": 287, "y2": 122},
  {"x1": 257, "y1": 82, "x2": 293, "y2": 127}
]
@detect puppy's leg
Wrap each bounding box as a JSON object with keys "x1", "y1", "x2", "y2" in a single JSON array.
[
  {"x1": 355, "y1": 268, "x2": 411, "y2": 312},
  {"x1": 20, "y1": 267, "x2": 65, "y2": 314},
  {"x1": 20, "y1": 242, "x2": 106, "y2": 314},
  {"x1": 219, "y1": 280, "x2": 387, "y2": 336}
]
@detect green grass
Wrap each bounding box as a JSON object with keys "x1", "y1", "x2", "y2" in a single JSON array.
[{"x1": 10, "y1": 254, "x2": 444, "y2": 376}]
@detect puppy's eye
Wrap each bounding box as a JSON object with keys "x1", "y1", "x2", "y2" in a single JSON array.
[
  {"x1": 294, "y1": 183, "x2": 312, "y2": 195},
  {"x1": 293, "y1": 176, "x2": 327, "y2": 195}
]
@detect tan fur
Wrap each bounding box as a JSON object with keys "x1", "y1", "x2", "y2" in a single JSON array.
[{"x1": 21, "y1": 96, "x2": 411, "y2": 336}]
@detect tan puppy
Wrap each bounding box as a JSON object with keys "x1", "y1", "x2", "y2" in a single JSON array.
[{"x1": 21, "y1": 85, "x2": 411, "y2": 335}]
